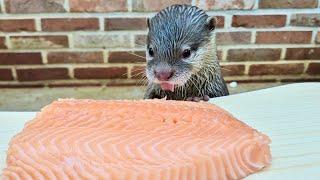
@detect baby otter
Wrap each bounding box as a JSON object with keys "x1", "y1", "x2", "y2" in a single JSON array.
[{"x1": 144, "y1": 4, "x2": 229, "y2": 101}]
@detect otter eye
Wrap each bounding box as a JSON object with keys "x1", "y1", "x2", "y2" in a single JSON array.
[
  {"x1": 148, "y1": 47, "x2": 154, "y2": 57},
  {"x1": 182, "y1": 49, "x2": 191, "y2": 59}
]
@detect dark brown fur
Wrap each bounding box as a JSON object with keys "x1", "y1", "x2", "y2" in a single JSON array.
[{"x1": 144, "y1": 4, "x2": 229, "y2": 100}]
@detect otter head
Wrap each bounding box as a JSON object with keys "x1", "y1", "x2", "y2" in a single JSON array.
[{"x1": 145, "y1": 4, "x2": 217, "y2": 92}]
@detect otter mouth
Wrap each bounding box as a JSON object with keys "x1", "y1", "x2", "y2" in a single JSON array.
[{"x1": 159, "y1": 82, "x2": 175, "y2": 92}]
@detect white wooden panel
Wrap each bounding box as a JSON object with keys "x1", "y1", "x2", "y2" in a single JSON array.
[
  {"x1": 1, "y1": 83, "x2": 319, "y2": 179},
  {"x1": 210, "y1": 83, "x2": 320, "y2": 180}
]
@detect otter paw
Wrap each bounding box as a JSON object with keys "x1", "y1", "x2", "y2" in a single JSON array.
[{"x1": 186, "y1": 95, "x2": 210, "y2": 102}]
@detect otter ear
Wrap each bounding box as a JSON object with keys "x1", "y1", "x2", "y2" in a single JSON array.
[
  {"x1": 206, "y1": 16, "x2": 217, "y2": 31},
  {"x1": 147, "y1": 18, "x2": 151, "y2": 28}
]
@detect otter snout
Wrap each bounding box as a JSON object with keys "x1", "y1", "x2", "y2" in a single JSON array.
[{"x1": 155, "y1": 70, "x2": 174, "y2": 81}]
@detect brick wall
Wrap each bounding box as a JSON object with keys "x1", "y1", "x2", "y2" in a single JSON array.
[{"x1": 0, "y1": 0, "x2": 319, "y2": 88}]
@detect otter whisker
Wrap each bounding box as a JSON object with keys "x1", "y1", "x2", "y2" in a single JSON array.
[
  {"x1": 189, "y1": 76, "x2": 201, "y2": 96},
  {"x1": 131, "y1": 70, "x2": 145, "y2": 75},
  {"x1": 219, "y1": 67, "x2": 231, "y2": 71},
  {"x1": 121, "y1": 72, "x2": 129, "y2": 77},
  {"x1": 136, "y1": 76, "x2": 148, "y2": 87},
  {"x1": 125, "y1": 51, "x2": 146, "y2": 60},
  {"x1": 131, "y1": 73, "x2": 145, "y2": 78},
  {"x1": 131, "y1": 73, "x2": 147, "y2": 85},
  {"x1": 130, "y1": 68, "x2": 146, "y2": 74},
  {"x1": 200, "y1": 60, "x2": 231, "y2": 72}
]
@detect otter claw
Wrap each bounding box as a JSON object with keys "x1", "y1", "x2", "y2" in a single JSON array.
[
  {"x1": 203, "y1": 95, "x2": 210, "y2": 101},
  {"x1": 186, "y1": 95, "x2": 210, "y2": 102}
]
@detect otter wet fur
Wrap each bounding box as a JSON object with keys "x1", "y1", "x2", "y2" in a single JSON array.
[{"x1": 144, "y1": 4, "x2": 229, "y2": 102}]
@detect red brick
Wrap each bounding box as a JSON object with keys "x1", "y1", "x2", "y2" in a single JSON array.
[
  {"x1": 70, "y1": 0, "x2": 127, "y2": 12},
  {"x1": 227, "y1": 49, "x2": 281, "y2": 61},
  {"x1": 256, "y1": 31, "x2": 312, "y2": 44},
  {"x1": 105, "y1": 18, "x2": 147, "y2": 31},
  {"x1": 249, "y1": 63, "x2": 304, "y2": 75},
  {"x1": 216, "y1": 32, "x2": 251, "y2": 45},
  {"x1": 220, "y1": 64, "x2": 245, "y2": 76},
  {"x1": 0, "y1": 68, "x2": 13, "y2": 80},
  {"x1": 0, "y1": 84, "x2": 45, "y2": 88},
  {"x1": 194, "y1": 0, "x2": 255, "y2": 10},
  {"x1": 316, "y1": 32, "x2": 320, "y2": 44},
  {"x1": 48, "y1": 83, "x2": 102, "y2": 87},
  {"x1": 0, "y1": 52, "x2": 42, "y2": 65},
  {"x1": 5, "y1": 0, "x2": 66, "y2": 13},
  {"x1": 259, "y1": 0, "x2": 318, "y2": 8},
  {"x1": 306, "y1": 63, "x2": 320, "y2": 75},
  {"x1": 47, "y1": 52, "x2": 103, "y2": 63},
  {"x1": 74, "y1": 67, "x2": 127, "y2": 79},
  {"x1": 285, "y1": 48, "x2": 320, "y2": 60},
  {"x1": 291, "y1": 14, "x2": 320, "y2": 27},
  {"x1": 0, "y1": 37, "x2": 7, "y2": 49},
  {"x1": 10, "y1": 36, "x2": 69, "y2": 49},
  {"x1": 17, "y1": 68, "x2": 69, "y2": 81},
  {"x1": 232, "y1": 15, "x2": 286, "y2": 28},
  {"x1": 0, "y1": 19, "x2": 35, "y2": 32},
  {"x1": 213, "y1": 16, "x2": 225, "y2": 28},
  {"x1": 108, "y1": 51, "x2": 146, "y2": 63},
  {"x1": 42, "y1": 18, "x2": 99, "y2": 31},
  {"x1": 131, "y1": 66, "x2": 146, "y2": 79},
  {"x1": 133, "y1": 0, "x2": 191, "y2": 11}
]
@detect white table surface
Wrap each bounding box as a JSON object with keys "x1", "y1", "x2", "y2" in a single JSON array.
[{"x1": 1, "y1": 83, "x2": 320, "y2": 179}]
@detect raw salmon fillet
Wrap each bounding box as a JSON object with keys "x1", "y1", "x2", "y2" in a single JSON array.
[{"x1": 2, "y1": 99, "x2": 271, "y2": 180}]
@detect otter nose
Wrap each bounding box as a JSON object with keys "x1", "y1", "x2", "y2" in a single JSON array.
[{"x1": 155, "y1": 70, "x2": 174, "y2": 81}]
